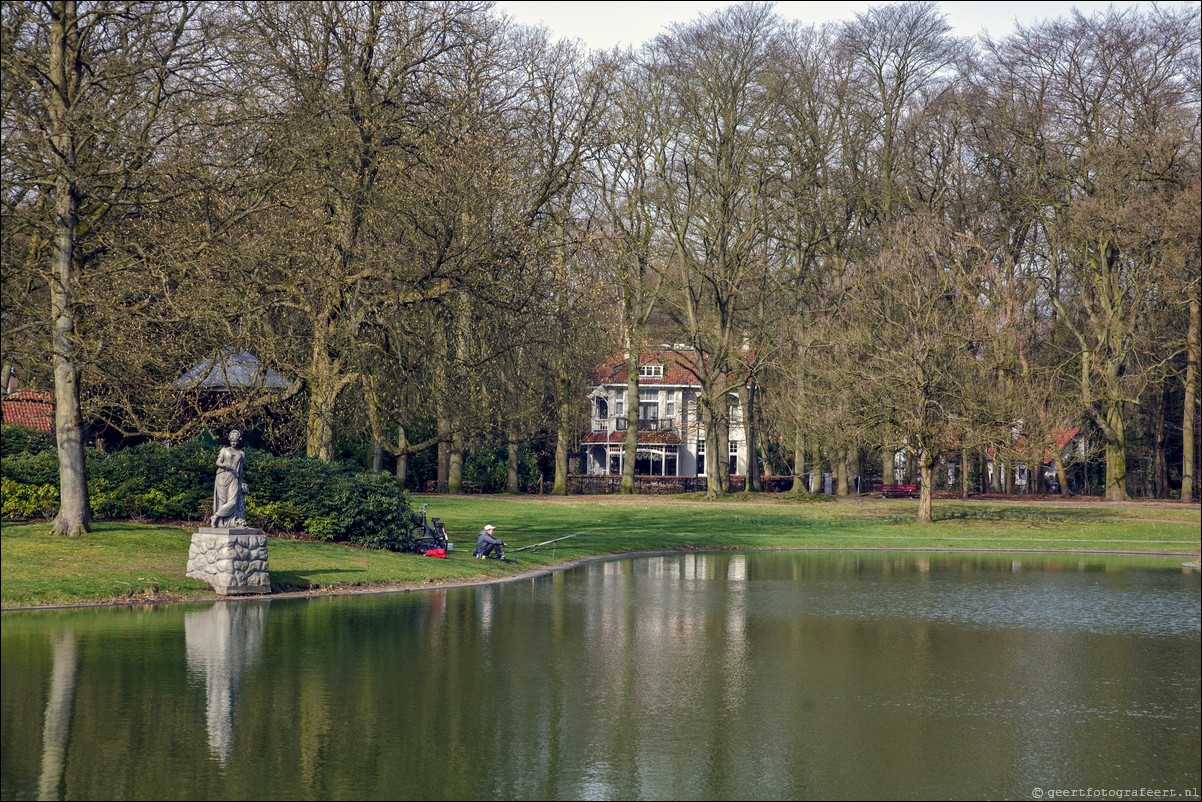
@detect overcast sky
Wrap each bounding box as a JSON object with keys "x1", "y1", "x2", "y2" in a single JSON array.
[{"x1": 493, "y1": 1, "x2": 1179, "y2": 50}]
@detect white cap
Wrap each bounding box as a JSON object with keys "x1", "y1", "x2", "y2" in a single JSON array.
[{"x1": 484, "y1": 524, "x2": 495, "y2": 531}]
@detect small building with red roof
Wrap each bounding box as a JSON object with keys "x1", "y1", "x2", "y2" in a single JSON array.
[{"x1": 581, "y1": 348, "x2": 746, "y2": 478}]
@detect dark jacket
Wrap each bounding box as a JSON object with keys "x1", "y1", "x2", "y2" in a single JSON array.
[{"x1": 476, "y1": 529, "x2": 502, "y2": 552}]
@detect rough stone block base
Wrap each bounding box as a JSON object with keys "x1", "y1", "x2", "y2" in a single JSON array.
[{"x1": 186, "y1": 528, "x2": 271, "y2": 595}]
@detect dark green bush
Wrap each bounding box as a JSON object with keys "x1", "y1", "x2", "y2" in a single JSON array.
[
  {"x1": 0, "y1": 433, "x2": 416, "y2": 549},
  {"x1": 0, "y1": 449, "x2": 60, "y2": 486},
  {"x1": 0, "y1": 424, "x2": 52, "y2": 458},
  {"x1": 245, "y1": 453, "x2": 359, "y2": 513},
  {"x1": 328, "y1": 472, "x2": 416, "y2": 551},
  {"x1": 81, "y1": 441, "x2": 212, "y2": 521}
]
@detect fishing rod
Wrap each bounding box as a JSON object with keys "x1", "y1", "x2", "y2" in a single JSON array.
[{"x1": 507, "y1": 531, "x2": 586, "y2": 554}]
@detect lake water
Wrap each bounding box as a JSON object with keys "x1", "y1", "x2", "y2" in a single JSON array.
[{"x1": 2, "y1": 551, "x2": 1199, "y2": 801}]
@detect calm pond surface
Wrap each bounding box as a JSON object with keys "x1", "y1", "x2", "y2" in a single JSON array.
[{"x1": 2, "y1": 551, "x2": 1200, "y2": 801}]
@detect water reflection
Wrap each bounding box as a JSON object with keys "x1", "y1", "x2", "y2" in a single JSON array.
[
  {"x1": 184, "y1": 600, "x2": 270, "y2": 765},
  {"x1": 1, "y1": 552, "x2": 1198, "y2": 801},
  {"x1": 37, "y1": 632, "x2": 76, "y2": 801}
]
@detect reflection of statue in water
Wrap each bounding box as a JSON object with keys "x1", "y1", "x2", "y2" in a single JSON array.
[{"x1": 211, "y1": 430, "x2": 247, "y2": 528}]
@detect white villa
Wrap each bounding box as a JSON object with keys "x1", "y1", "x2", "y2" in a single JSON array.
[{"x1": 581, "y1": 348, "x2": 747, "y2": 478}]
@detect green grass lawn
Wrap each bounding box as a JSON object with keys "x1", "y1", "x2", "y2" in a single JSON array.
[{"x1": 3, "y1": 493, "x2": 1198, "y2": 609}]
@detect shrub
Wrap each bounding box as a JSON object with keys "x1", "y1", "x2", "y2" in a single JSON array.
[
  {"x1": 0, "y1": 435, "x2": 417, "y2": 550},
  {"x1": 1, "y1": 449, "x2": 60, "y2": 486},
  {"x1": 125, "y1": 488, "x2": 191, "y2": 521},
  {"x1": 90, "y1": 440, "x2": 212, "y2": 520},
  {"x1": 330, "y1": 472, "x2": 416, "y2": 551},
  {"x1": 247, "y1": 454, "x2": 358, "y2": 513},
  {"x1": 1, "y1": 477, "x2": 59, "y2": 519},
  {"x1": 245, "y1": 455, "x2": 415, "y2": 549},
  {"x1": 246, "y1": 499, "x2": 306, "y2": 533},
  {"x1": 0, "y1": 424, "x2": 52, "y2": 458},
  {"x1": 88, "y1": 477, "x2": 128, "y2": 520},
  {"x1": 304, "y1": 514, "x2": 346, "y2": 542}
]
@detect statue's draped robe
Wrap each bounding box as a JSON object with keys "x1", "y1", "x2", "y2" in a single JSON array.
[{"x1": 211, "y1": 447, "x2": 245, "y2": 527}]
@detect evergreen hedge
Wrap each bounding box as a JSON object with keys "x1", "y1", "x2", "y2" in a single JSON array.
[{"x1": 0, "y1": 426, "x2": 416, "y2": 551}]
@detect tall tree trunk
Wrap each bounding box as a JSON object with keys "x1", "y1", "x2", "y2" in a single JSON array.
[
  {"x1": 850, "y1": 446, "x2": 861, "y2": 493},
  {"x1": 395, "y1": 419, "x2": 408, "y2": 489},
  {"x1": 50, "y1": 213, "x2": 91, "y2": 535},
  {"x1": 47, "y1": 2, "x2": 89, "y2": 537},
  {"x1": 448, "y1": 431, "x2": 464, "y2": 494},
  {"x1": 436, "y1": 416, "x2": 449, "y2": 493},
  {"x1": 434, "y1": 322, "x2": 450, "y2": 492},
  {"x1": 1055, "y1": 456, "x2": 1070, "y2": 498},
  {"x1": 305, "y1": 380, "x2": 338, "y2": 462},
  {"x1": 961, "y1": 450, "x2": 972, "y2": 498},
  {"x1": 364, "y1": 381, "x2": 383, "y2": 472},
  {"x1": 551, "y1": 389, "x2": 571, "y2": 496},
  {"x1": 882, "y1": 447, "x2": 894, "y2": 486},
  {"x1": 622, "y1": 353, "x2": 639, "y2": 493},
  {"x1": 1103, "y1": 399, "x2": 1129, "y2": 501},
  {"x1": 703, "y1": 402, "x2": 721, "y2": 500},
  {"x1": 305, "y1": 327, "x2": 355, "y2": 464},
  {"x1": 742, "y1": 384, "x2": 761, "y2": 492},
  {"x1": 835, "y1": 448, "x2": 849, "y2": 495},
  {"x1": 1153, "y1": 384, "x2": 1169, "y2": 498},
  {"x1": 809, "y1": 440, "x2": 821, "y2": 495},
  {"x1": 917, "y1": 451, "x2": 935, "y2": 522},
  {"x1": 1182, "y1": 292, "x2": 1198, "y2": 502},
  {"x1": 716, "y1": 405, "x2": 731, "y2": 494},
  {"x1": 447, "y1": 294, "x2": 469, "y2": 495},
  {"x1": 787, "y1": 428, "x2": 807, "y2": 494},
  {"x1": 506, "y1": 424, "x2": 520, "y2": 493}
]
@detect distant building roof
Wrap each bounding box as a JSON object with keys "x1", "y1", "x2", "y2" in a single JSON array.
[
  {"x1": 1, "y1": 390, "x2": 54, "y2": 432},
  {"x1": 589, "y1": 349, "x2": 699, "y2": 387},
  {"x1": 174, "y1": 350, "x2": 293, "y2": 391},
  {"x1": 986, "y1": 428, "x2": 1083, "y2": 463}
]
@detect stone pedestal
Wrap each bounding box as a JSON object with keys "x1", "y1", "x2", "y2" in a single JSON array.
[{"x1": 186, "y1": 528, "x2": 271, "y2": 595}]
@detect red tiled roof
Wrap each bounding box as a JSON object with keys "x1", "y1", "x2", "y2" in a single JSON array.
[
  {"x1": 1, "y1": 391, "x2": 54, "y2": 433},
  {"x1": 985, "y1": 429, "x2": 1082, "y2": 463},
  {"x1": 589, "y1": 349, "x2": 700, "y2": 386},
  {"x1": 589, "y1": 347, "x2": 758, "y2": 387}
]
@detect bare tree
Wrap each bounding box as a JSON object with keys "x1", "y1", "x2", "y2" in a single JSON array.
[
  {"x1": 2, "y1": 1, "x2": 221, "y2": 535},
  {"x1": 593, "y1": 51, "x2": 669, "y2": 494},
  {"x1": 980, "y1": 5, "x2": 1200, "y2": 500},
  {"x1": 645, "y1": 3, "x2": 785, "y2": 498},
  {"x1": 840, "y1": 216, "x2": 990, "y2": 520}
]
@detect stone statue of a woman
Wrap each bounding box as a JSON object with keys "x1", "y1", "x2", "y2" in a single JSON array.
[{"x1": 210, "y1": 430, "x2": 247, "y2": 528}]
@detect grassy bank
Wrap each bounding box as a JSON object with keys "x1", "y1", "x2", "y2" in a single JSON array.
[{"x1": 3, "y1": 494, "x2": 1198, "y2": 609}]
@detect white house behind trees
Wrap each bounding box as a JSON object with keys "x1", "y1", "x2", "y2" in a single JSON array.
[{"x1": 582, "y1": 349, "x2": 747, "y2": 480}]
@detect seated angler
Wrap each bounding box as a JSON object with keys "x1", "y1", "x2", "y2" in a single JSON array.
[{"x1": 475, "y1": 524, "x2": 506, "y2": 561}]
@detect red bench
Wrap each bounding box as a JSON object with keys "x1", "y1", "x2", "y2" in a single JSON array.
[{"x1": 878, "y1": 483, "x2": 917, "y2": 498}]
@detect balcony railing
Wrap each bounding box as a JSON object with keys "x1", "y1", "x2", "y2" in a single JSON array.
[{"x1": 615, "y1": 416, "x2": 678, "y2": 433}]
